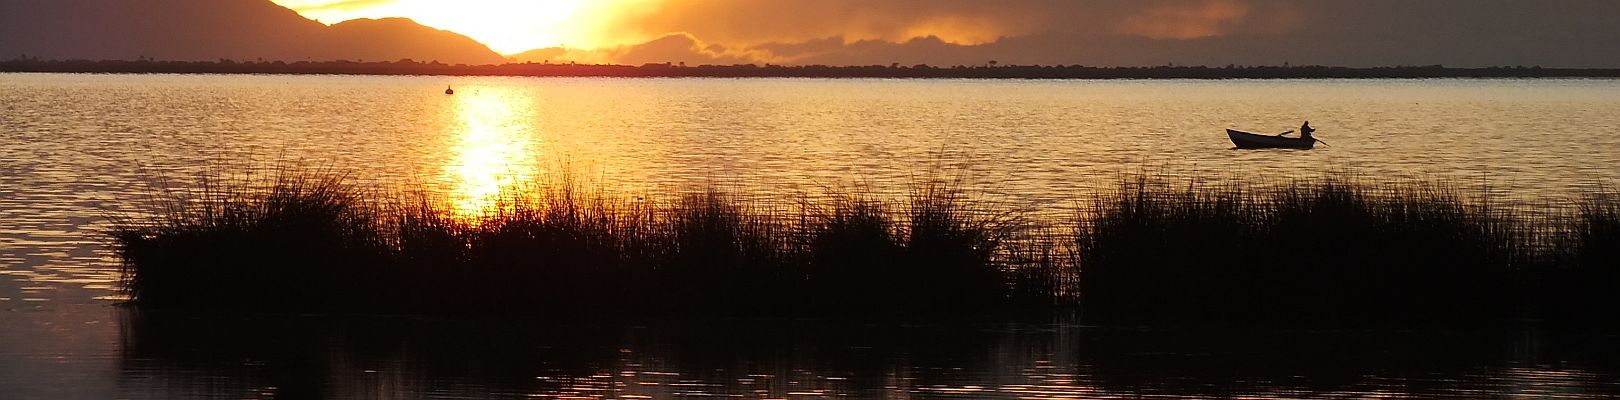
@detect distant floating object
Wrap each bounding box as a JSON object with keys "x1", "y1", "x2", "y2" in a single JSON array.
[
  {"x1": 1227, "y1": 129, "x2": 1318, "y2": 149},
  {"x1": 445, "y1": 86, "x2": 454, "y2": 95}
]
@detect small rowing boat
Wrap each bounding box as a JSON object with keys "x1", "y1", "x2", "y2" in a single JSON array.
[{"x1": 1227, "y1": 129, "x2": 1315, "y2": 149}]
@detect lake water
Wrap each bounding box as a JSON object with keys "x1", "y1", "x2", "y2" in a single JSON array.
[{"x1": 3, "y1": 73, "x2": 1620, "y2": 398}]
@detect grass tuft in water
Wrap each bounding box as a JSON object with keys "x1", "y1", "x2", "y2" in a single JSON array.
[
  {"x1": 1535, "y1": 190, "x2": 1620, "y2": 324},
  {"x1": 112, "y1": 169, "x2": 391, "y2": 311},
  {"x1": 1076, "y1": 175, "x2": 1523, "y2": 325},
  {"x1": 111, "y1": 169, "x2": 1052, "y2": 315}
]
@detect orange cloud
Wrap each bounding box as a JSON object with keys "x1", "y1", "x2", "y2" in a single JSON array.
[
  {"x1": 900, "y1": 16, "x2": 1006, "y2": 45},
  {"x1": 585, "y1": 1, "x2": 1031, "y2": 50},
  {"x1": 511, "y1": 33, "x2": 768, "y2": 65},
  {"x1": 608, "y1": 32, "x2": 766, "y2": 65}
]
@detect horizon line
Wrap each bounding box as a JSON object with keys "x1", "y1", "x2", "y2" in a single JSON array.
[{"x1": 7, "y1": 57, "x2": 1620, "y2": 71}]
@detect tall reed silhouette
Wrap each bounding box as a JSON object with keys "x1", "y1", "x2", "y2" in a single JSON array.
[
  {"x1": 1075, "y1": 175, "x2": 1525, "y2": 325},
  {"x1": 111, "y1": 168, "x2": 1063, "y2": 315},
  {"x1": 110, "y1": 168, "x2": 1616, "y2": 323}
]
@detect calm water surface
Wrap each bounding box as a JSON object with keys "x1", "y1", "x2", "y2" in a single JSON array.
[{"x1": 3, "y1": 73, "x2": 1620, "y2": 398}]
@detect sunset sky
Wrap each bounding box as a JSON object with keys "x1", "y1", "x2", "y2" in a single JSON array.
[
  {"x1": 5, "y1": 0, "x2": 1620, "y2": 67},
  {"x1": 268, "y1": 0, "x2": 1335, "y2": 55},
  {"x1": 272, "y1": 0, "x2": 603, "y2": 54},
  {"x1": 267, "y1": 0, "x2": 1620, "y2": 67}
]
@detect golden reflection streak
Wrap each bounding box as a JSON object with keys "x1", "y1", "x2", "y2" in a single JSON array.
[{"x1": 446, "y1": 86, "x2": 538, "y2": 219}]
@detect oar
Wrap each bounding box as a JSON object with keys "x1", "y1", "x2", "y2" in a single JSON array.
[
  {"x1": 1314, "y1": 138, "x2": 1331, "y2": 147},
  {"x1": 1275, "y1": 130, "x2": 1295, "y2": 137}
]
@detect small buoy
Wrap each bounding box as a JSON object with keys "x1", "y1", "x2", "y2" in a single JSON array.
[{"x1": 445, "y1": 86, "x2": 454, "y2": 95}]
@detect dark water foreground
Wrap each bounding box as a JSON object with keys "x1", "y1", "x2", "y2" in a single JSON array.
[
  {"x1": 82, "y1": 307, "x2": 1620, "y2": 398},
  {"x1": 6, "y1": 302, "x2": 1619, "y2": 399}
]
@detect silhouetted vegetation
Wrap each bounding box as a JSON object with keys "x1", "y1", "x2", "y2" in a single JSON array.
[
  {"x1": 1076, "y1": 176, "x2": 1525, "y2": 325},
  {"x1": 9, "y1": 57, "x2": 1620, "y2": 79},
  {"x1": 111, "y1": 169, "x2": 1068, "y2": 315},
  {"x1": 1533, "y1": 191, "x2": 1620, "y2": 325},
  {"x1": 1072, "y1": 175, "x2": 1620, "y2": 326},
  {"x1": 112, "y1": 172, "x2": 393, "y2": 311},
  {"x1": 110, "y1": 169, "x2": 1620, "y2": 323}
]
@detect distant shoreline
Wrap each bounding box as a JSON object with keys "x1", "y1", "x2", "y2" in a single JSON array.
[{"x1": 5, "y1": 59, "x2": 1620, "y2": 79}]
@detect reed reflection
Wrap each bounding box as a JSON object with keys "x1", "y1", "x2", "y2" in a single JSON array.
[
  {"x1": 445, "y1": 86, "x2": 539, "y2": 218},
  {"x1": 115, "y1": 309, "x2": 1620, "y2": 399}
]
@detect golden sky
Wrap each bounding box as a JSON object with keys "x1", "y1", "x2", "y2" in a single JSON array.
[
  {"x1": 269, "y1": 0, "x2": 1304, "y2": 62},
  {"x1": 272, "y1": 0, "x2": 622, "y2": 54},
  {"x1": 270, "y1": 0, "x2": 1043, "y2": 56},
  {"x1": 259, "y1": 0, "x2": 1620, "y2": 68},
  {"x1": 7, "y1": 0, "x2": 1617, "y2": 67}
]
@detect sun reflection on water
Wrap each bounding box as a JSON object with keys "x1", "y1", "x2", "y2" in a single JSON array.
[{"x1": 446, "y1": 86, "x2": 539, "y2": 219}]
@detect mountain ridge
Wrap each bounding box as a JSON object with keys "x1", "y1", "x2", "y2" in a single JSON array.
[{"x1": 0, "y1": 0, "x2": 504, "y2": 65}]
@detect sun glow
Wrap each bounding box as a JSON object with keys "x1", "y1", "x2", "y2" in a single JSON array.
[
  {"x1": 274, "y1": 0, "x2": 595, "y2": 54},
  {"x1": 445, "y1": 86, "x2": 539, "y2": 218}
]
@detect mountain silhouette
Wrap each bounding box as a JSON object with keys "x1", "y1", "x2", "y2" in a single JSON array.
[
  {"x1": 508, "y1": 48, "x2": 572, "y2": 64},
  {"x1": 0, "y1": 0, "x2": 504, "y2": 64},
  {"x1": 323, "y1": 18, "x2": 506, "y2": 65}
]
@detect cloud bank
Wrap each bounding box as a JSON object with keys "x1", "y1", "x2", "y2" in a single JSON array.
[
  {"x1": 536, "y1": 0, "x2": 1620, "y2": 67},
  {"x1": 6, "y1": 0, "x2": 1619, "y2": 67}
]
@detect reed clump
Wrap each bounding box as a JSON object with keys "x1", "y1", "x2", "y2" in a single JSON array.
[
  {"x1": 1533, "y1": 191, "x2": 1620, "y2": 324},
  {"x1": 112, "y1": 171, "x2": 393, "y2": 310},
  {"x1": 110, "y1": 168, "x2": 1616, "y2": 323},
  {"x1": 111, "y1": 169, "x2": 1065, "y2": 314},
  {"x1": 798, "y1": 181, "x2": 1034, "y2": 313},
  {"x1": 1076, "y1": 175, "x2": 1524, "y2": 325}
]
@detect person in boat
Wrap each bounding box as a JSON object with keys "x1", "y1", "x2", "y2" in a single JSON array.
[{"x1": 1299, "y1": 121, "x2": 1315, "y2": 140}]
